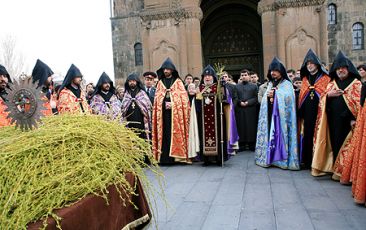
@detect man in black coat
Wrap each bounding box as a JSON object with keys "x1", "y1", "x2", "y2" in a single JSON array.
[{"x1": 235, "y1": 69, "x2": 258, "y2": 151}]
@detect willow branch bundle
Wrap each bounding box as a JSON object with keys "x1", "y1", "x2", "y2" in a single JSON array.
[
  {"x1": 0, "y1": 114, "x2": 164, "y2": 229},
  {"x1": 213, "y1": 63, "x2": 226, "y2": 102}
]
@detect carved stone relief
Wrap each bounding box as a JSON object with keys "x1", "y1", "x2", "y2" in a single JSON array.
[
  {"x1": 258, "y1": 0, "x2": 326, "y2": 15},
  {"x1": 152, "y1": 40, "x2": 178, "y2": 69},
  {"x1": 286, "y1": 27, "x2": 317, "y2": 68},
  {"x1": 140, "y1": 7, "x2": 203, "y2": 29}
]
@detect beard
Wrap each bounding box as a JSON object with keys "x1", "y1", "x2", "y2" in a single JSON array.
[
  {"x1": 72, "y1": 81, "x2": 81, "y2": 86},
  {"x1": 271, "y1": 74, "x2": 280, "y2": 80},
  {"x1": 129, "y1": 84, "x2": 137, "y2": 90},
  {"x1": 44, "y1": 79, "x2": 53, "y2": 88},
  {"x1": 0, "y1": 80, "x2": 7, "y2": 90},
  {"x1": 204, "y1": 80, "x2": 213, "y2": 85},
  {"x1": 102, "y1": 86, "x2": 110, "y2": 92},
  {"x1": 337, "y1": 72, "x2": 348, "y2": 79}
]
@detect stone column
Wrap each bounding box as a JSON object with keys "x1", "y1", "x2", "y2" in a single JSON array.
[
  {"x1": 140, "y1": 5, "x2": 203, "y2": 78},
  {"x1": 184, "y1": 8, "x2": 203, "y2": 78},
  {"x1": 141, "y1": 22, "x2": 151, "y2": 72},
  {"x1": 317, "y1": 4, "x2": 329, "y2": 65},
  {"x1": 178, "y1": 21, "x2": 188, "y2": 76},
  {"x1": 259, "y1": 0, "x2": 328, "y2": 72},
  {"x1": 258, "y1": 0, "x2": 277, "y2": 75}
]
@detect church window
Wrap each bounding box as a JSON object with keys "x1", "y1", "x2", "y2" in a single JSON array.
[
  {"x1": 134, "y1": 43, "x2": 143, "y2": 66},
  {"x1": 328, "y1": 4, "x2": 337, "y2": 25},
  {"x1": 353, "y1": 23, "x2": 364, "y2": 50}
]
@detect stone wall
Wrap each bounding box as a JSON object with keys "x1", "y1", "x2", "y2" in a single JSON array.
[
  {"x1": 258, "y1": 0, "x2": 328, "y2": 73},
  {"x1": 327, "y1": 0, "x2": 366, "y2": 66},
  {"x1": 141, "y1": 0, "x2": 203, "y2": 79},
  {"x1": 111, "y1": 0, "x2": 144, "y2": 86},
  {"x1": 112, "y1": 0, "x2": 203, "y2": 84},
  {"x1": 110, "y1": 0, "x2": 366, "y2": 84}
]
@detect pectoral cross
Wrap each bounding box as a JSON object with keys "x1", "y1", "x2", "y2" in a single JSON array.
[
  {"x1": 132, "y1": 102, "x2": 136, "y2": 109},
  {"x1": 309, "y1": 86, "x2": 315, "y2": 100},
  {"x1": 310, "y1": 92, "x2": 315, "y2": 100}
]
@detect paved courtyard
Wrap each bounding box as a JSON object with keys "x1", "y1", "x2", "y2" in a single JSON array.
[{"x1": 146, "y1": 151, "x2": 366, "y2": 230}]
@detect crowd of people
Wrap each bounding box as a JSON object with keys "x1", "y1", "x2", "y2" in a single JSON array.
[{"x1": 0, "y1": 48, "x2": 366, "y2": 206}]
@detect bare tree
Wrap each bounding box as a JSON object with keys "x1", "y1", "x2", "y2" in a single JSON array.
[{"x1": 0, "y1": 35, "x2": 26, "y2": 80}]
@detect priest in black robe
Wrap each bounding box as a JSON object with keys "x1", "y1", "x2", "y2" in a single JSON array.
[
  {"x1": 235, "y1": 69, "x2": 258, "y2": 151},
  {"x1": 90, "y1": 72, "x2": 122, "y2": 120},
  {"x1": 298, "y1": 49, "x2": 331, "y2": 169},
  {"x1": 312, "y1": 51, "x2": 362, "y2": 178},
  {"x1": 152, "y1": 58, "x2": 190, "y2": 164},
  {"x1": 31, "y1": 59, "x2": 56, "y2": 115},
  {"x1": 121, "y1": 73, "x2": 151, "y2": 140},
  {"x1": 57, "y1": 64, "x2": 90, "y2": 114}
]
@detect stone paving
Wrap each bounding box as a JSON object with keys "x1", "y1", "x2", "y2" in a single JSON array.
[{"x1": 145, "y1": 151, "x2": 366, "y2": 230}]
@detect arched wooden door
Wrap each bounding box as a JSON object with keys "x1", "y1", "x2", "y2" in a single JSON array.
[{"x1": 201, "y1": 2, "x2": 263, "y2": 81}]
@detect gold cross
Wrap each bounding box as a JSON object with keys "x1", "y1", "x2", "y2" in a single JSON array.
[{"x1": 206, "y1": 137, "x2": 214, "y2": 146}]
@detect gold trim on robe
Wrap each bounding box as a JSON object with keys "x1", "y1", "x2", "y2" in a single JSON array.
[
  {"x1": 298, "y1": 74, "x2": 331, "y2": 146},
  {"x1": 152, "y1": 79, "x2": 190, "y2": 162},
  {"x1": 57, "y1": 89, "x2": 90, "y2": 114},
  {"x1": 0, "y1": 97, "x2": 11, "y2": 127},
  {"x1": 340, "y1": 104, "x2": 366, "y2": 205},
  {"x1": 41, "y1": 95, "x2": 53, "y2": 116},
  {"x1": 312, "y1": 78, "x2": 361, "y2": 177},
  {"x1": 199, "y1": 84, "x2": 219, "y2": 156}
]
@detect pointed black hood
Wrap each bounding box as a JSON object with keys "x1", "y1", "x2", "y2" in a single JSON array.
[
  {"x1": 300, "y1": 49, "x2": 328, "y2": 78},
  {"x1": 156, "y1": 57, "x2": 179, "y2": 79},
  {"x1": 58, "y1": 64, "x2": 83, "y2": 93},
  {"x1": 329, "y1": 51, "x2": 360, "y2": 80},
  {"x1": 93, "y1": 72, "x2": 115, "y2": 96},
  {"x1": 31, "y1": 59, "x2": 54, "y2": 88},
  {"x1": 267, "y1": 57, "x2": 289, "y2": 81},
  {"x1": 200, "y1": 64, "x2": 217, "y2": 84},
  {"x1": 124, "y1": 73, "x2": 144, "y2": 91},
  {"x1": 0, "y1": 64, "x2": 12, "y2": 85}
]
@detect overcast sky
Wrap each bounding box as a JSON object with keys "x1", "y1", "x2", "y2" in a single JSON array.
[{"x1": 0, "y1": 0, "x2": 114, "y2": 84}]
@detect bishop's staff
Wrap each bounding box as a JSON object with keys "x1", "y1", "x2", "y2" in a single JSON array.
[{"x1": 214, "y1": 63, "x2": 226, "y2": 167}]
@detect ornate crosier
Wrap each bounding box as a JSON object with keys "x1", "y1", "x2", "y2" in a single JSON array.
[{"x1": 213, "y1": 63, "x2": 226, "y2": 103}]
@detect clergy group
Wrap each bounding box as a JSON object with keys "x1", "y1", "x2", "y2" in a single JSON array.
[{"x1": 1, "y1": 49, "x2": 365, "y2": 206}]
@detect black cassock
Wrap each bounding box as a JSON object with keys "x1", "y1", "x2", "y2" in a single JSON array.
[
  {"x1": 126, "y1": 89, "x2": 146, "y2": 139},
  {"x1": 326, "y1": 77, "x2": 356, "y2": 160},
  {"x1": 224, "y1": 83, "x2": 238, "y2": 106},
  {"x1": 298, "y1": 74, "x2": 320, "y2": 168},
  {"x1": 159, "y1": 77, "x2": 177, "y2": 164},
  {"x1": 235, "y1": 81, "x2": 258, "y2": 148}
]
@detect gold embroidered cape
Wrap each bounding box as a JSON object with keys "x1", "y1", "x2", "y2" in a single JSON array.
[
  {"x1": 312, "y1": 79, "x2": 361, "y2": 177},
  {"x1": 152, "y1": 79, "x2": 190, "y2": 161}
]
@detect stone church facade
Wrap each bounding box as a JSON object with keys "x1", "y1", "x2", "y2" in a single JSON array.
[{"x1": 111, "y1": 0, "x2": 366, "y2": 84}]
